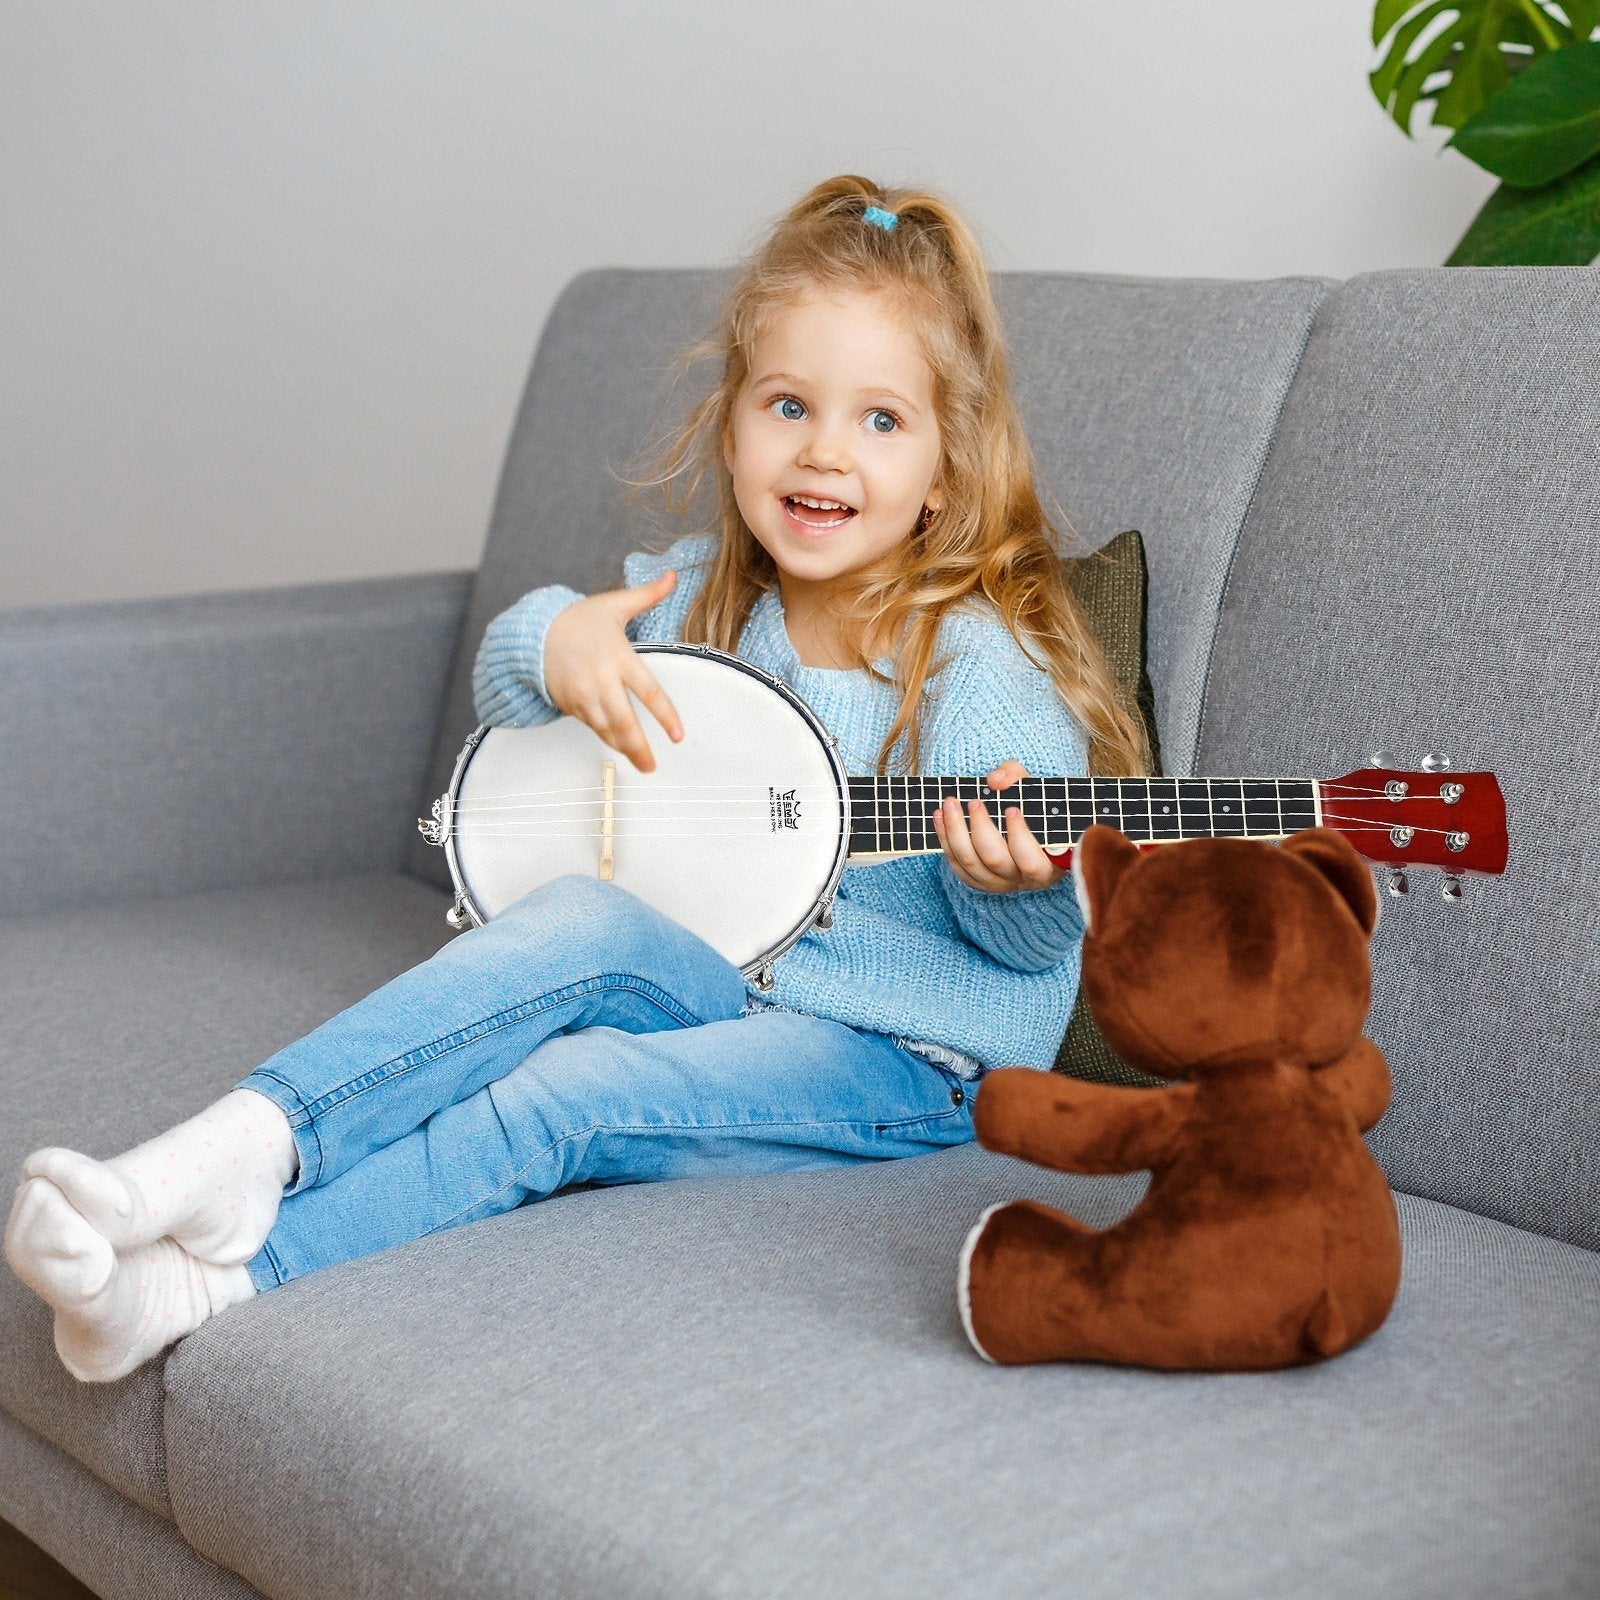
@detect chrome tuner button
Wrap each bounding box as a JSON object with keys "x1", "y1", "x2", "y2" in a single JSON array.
[
  {"x1": 1386, "y1": 868, "x2": 1410, "y2": 897},
  {"x1": 1441, "y1": 875, "x2": 1463, "y2": 902},
  {"x1": 1370, "y1": 751, "x2": 1393, "y2": 769},
  {"x1": 1421, "y1": 753, "x2": 1452, "y2": 772}
]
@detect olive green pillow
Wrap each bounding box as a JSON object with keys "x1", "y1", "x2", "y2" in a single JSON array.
[{"x1": 1053, "y1": 529, "x2": 1167, "y2": 1089}]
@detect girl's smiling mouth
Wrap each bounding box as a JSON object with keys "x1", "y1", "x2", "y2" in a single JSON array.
[{"x1": 782, "y1": 494, "x2": 858, "y2": 535}]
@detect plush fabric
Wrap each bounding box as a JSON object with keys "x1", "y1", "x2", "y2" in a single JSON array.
[{"x1": 963, "y1": 824, "x2": 1402, "y2": 1369}]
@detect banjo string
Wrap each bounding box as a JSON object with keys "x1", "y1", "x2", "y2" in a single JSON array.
[
  {"x1": 445, "y1": 807, "x2": 1470, "y2": 843},
  {"x1": 447, "y1": 778, "x2": 1429, "y2": 815}
]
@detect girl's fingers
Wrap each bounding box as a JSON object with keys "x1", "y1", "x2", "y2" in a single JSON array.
[
  {"x1": 623, "y1": 654, "x2": 685, "y2": 743},
  {"x1": 965, "y1": 797, "x2": 1019, "y2": 877},
  {"x1": 933, "y1": 798, "x2": 1008, "y2": 891},
  {"x1": 986, "y1": 759, "x2": 1029, "y2": 791},
  {"x1": 595, "y1": 690, "x2": 657, "y2": 773},
  {"x1": 615, "y1": 569, "x2": 677, "y2": 617},
  {"x1": 1003, "y1": 805, "x2": 1062, "y2": 886}
]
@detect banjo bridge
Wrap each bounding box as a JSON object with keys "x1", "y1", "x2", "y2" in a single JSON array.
[{"x1": 599, "y1": 759, "x2": 616, "y2": 881}]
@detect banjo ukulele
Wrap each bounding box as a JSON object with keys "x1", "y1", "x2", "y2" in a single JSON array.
[{"x1": 418, "y1": 642, "x2": 1509, "y2": 992}]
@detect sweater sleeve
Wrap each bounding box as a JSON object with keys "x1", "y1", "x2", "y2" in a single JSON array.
[
  {"x1": 471, "y1": 534, "x2": 717, "y2": 727},
  {"x1": 925, "y1": 610, "x2": 1091, "y2": 973}
]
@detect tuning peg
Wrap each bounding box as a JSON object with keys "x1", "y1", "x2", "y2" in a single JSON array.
[
  {"x1": 1386, "y1": 868, "x2": 1410, "y2": 897},
  {"x1": 1421, "y1": 753, "x2": 1452, "y2": 772},
  {"x1": 1370, "y1": 750, "x2": 1393, "y2": 769},
  {"x1": 1441, "y1": 875, "x2": 1463, "y2": 902}
]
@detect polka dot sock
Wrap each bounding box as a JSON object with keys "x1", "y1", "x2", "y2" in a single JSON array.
[
  {"x1": 3, "y1": 1175, "x2": 116, "y2": 1307},
  {"x1": 20, "y1": 1087, "x2": 300, "y2": 1266},
  {"x1": 51, "y1": 1235, "x2": 257, "y2": 1384}
]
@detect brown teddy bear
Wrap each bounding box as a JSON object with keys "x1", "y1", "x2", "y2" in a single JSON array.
[{"x1": 958, "y1": 823, "x2": 1401, "y2": 1370}]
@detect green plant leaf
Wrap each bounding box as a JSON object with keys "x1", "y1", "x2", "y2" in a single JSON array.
[
  {"x1": 1393, "y1": 15, "x2": 1479, "y2": 132},
  {"x1": 1372, "y1": 0, "x2": 1462, "y2": 116},
  {"x1": 1560, "y1": 0, "x2": 1600, "y2": 36},
  {"x1": 1448, "y1": 38, "x2": 1600, "y2": 182},
  {"x1": 1374, "y1": 0, "x2": 1430, "y2": 46},
  {"x1": 1371, "y1": 0, "x2": 1575, "y2": 133},
  {"x1": 1444, "y1": 146, "x2": 1600, "y2": 259}
]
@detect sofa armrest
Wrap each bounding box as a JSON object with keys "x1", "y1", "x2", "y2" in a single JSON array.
[{"x1": 0, "y1": 572, "x2": 473, "y2": 919}]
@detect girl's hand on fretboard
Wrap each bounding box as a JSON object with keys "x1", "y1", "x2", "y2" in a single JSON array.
[{"x1": 932, "y1": 760, "x2": 1068, "y2": 895}]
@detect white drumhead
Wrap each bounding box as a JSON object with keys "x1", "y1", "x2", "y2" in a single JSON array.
[{"x1": 450, "y1": 647, "x2": 846, "y2": 974}]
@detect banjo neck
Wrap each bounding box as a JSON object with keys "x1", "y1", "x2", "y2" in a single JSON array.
[{"x1": 845, "y1": 775, "x2": 1320, "y2": 860}]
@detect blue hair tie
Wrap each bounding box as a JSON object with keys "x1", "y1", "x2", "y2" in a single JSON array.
[{"x1": 862, "y1": 205, "x2": 899, "y2": 232}]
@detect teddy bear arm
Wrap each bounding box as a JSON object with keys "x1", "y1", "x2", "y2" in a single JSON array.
[
  {"x1": 974, "y1": 1069, "x2": 1194, "y2": 1174},
  {"x1": 1312, "y1": 1036, "x2": 1392, "y2": 1133}
]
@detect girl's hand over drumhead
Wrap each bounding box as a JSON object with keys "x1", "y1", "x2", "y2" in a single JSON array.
[
  {"x1": 933, "y1": 760, "x2": 1066, "y2": 894},
  {"x1": 543, "y1": 569, "x2": 686, "y2": 773}
]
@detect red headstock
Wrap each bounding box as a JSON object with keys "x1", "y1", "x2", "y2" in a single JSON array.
[{"x1": 1316, "y1": 766, "x2": 1508, "y2": 876}]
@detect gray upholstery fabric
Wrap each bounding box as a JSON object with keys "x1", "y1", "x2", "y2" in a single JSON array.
[
  {"x1": 406, "y1": 268, "x2": 1329, "y2": 889},
  {"x1": 0, "y1": 572, "x2": 470, "y2": 919},
  {"x1": 1194, "y1": 266, "x2": 1600, "y2": 1252},
  {"x1": 163, "y1": 1141, "x2": 1600, "y2": 1600},
  {"x1": 0, "y1": 872, "x2": 454, "y2": 1518},
  {"x1": 5, "y1": 264, "x2": 1597, "y2": 1600},
  {"x1": 0, "y1": 1407, "x2": 266, "y2": 1600}
]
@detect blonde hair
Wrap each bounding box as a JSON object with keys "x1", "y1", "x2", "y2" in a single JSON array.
[{"x1": 622, "y1": 174, "x2": 1151, "y2": 779}]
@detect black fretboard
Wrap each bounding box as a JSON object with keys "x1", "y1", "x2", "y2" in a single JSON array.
[{"x1": 845, "y1": 776, "x2": 1320, "y2": 857}]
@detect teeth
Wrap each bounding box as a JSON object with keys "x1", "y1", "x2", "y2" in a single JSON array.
[{"x1": 790, "y1": 495, "x2": 852, "y2": 511}]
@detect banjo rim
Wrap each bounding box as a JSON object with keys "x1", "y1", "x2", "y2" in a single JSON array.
[{"x1": 433, "y1": 641, "x2": 853, "y2": 979}]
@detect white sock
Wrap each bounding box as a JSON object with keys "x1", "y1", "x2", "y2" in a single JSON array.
[
  {"x1": 4, "y1": 1175, "x2": 116, "y2": 1307},
  {"x1": 50, "y1": 1235, "x2": 256, "y2": 1384},
  {"x1": 20, "y1": 1087, "x2": 299, "y2": 1266}
]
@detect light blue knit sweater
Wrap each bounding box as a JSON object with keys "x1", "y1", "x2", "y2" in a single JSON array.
[{"x1": 470, "y1": 533, "x2": 1090, "y2": 1071}]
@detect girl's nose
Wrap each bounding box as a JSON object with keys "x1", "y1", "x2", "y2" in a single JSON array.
[{"x1": 796, "y1": 419, "x2": 851, "y2": 473}]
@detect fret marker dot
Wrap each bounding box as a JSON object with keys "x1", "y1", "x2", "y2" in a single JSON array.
[{"x1": 1222, "y1": 804, "x2": 1231, "y2": 812}]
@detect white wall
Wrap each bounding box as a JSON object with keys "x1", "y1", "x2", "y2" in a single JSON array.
[{"x1": 1, "y1": 1, "x2": 1495, "y2": 609}]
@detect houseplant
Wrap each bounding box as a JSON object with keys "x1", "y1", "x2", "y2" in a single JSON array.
[{"x1": 1370, "y1": 0, "x2": 1600, "y2": 262}]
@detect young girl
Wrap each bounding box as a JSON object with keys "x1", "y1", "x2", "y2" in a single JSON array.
[{"x1": 4, "y1": 175, "x2": 1149, "y2": 1383}]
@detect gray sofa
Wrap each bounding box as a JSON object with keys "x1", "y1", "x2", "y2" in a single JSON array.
[{"x1": 3, "y1": 263, "x2": 1596, "y2": 1600}]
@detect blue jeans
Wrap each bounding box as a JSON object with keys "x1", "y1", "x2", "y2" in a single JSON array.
[{"x1": 238, "y1": 874, "x2": 983, "y2": 1292}]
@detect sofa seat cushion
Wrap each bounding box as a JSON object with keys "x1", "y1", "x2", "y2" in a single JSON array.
[
  {"x1": 0, "y1": 871, "x2": 455, "y2": 1520},
  {"x1": 162, "y1": 1140, "x2": 1599, "y2": 1600}
]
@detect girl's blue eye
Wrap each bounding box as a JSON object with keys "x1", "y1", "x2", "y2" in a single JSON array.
[
  {"x1": 868, "y1": 409, "x2": 899, "y2": 434},
  {"x1": 771, "y1": 396, "x2": 805, "y2": 422}
]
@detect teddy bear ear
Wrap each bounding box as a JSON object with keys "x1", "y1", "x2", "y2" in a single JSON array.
[
  {"x1": 1073, "y1": 824, "x2": 1141, "y2": 933},
  {"x1": 1279, "y1": 827, "x2": 1380, "y2": 938}
]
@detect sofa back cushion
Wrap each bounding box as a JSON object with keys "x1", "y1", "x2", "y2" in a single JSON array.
[
  {"x1": 409, "y1": 267, "x2": 1329, "y2": 887},
  {"x1": 1194, "y1": 266, "x2": 1600, "y2": 1251}
]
